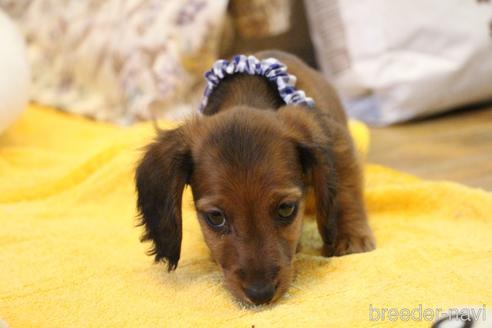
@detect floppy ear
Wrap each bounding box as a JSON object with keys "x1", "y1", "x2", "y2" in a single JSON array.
[
  {"x1": 296, "y1": 141, "x2": 338, "y2": 255},
  {"x1": 135, "y1": 127, "x2": 193, "y2": 271},
  {"x1": 278, "y1": 107, "x2": 338, "y2": 255}
]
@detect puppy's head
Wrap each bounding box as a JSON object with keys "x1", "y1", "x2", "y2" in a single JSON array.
[{"x1": 136, "y1": 106, "x2": 336, "y2": 305}]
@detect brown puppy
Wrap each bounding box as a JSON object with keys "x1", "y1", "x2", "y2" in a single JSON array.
[{"x1": 135, "y1": 50, "x2": 375, "y2": 305}]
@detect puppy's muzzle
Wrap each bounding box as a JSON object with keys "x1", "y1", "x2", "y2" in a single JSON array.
[{"x1": 243, "y1": 282, "x2": 277, "y2": 305}]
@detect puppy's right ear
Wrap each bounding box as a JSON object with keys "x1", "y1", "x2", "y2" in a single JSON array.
[{"x1": 135, "y1": 127, "x2": 193, "y2": 271}]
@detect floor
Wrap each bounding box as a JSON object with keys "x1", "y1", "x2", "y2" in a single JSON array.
[{"x1": 368, "y1": 103, "x2": 492, "y2": 191}]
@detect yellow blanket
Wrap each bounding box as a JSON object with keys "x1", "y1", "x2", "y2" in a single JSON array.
[{"x1": 1, "y1": 105, "x2": 491, "y2": 328}]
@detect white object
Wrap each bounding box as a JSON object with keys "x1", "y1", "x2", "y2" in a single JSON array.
[
  {"x1": 0, "y1": 10, "x2": 30, "y2": 133},
  {"x1": 305, "y1": 0, "x2": 492, "y2": 125}
]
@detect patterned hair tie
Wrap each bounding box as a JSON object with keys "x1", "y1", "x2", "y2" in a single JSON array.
[{"x1": 199, "y1": 54, "x2": 315, "y2": 112}]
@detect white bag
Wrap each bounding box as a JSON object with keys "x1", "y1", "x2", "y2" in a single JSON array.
[
  {"x1": 0, "y1": 10, "x2": 30, "y2": 133},
  {"x1": 305, "y1": 0, "x2": 492, "y2": 125}
]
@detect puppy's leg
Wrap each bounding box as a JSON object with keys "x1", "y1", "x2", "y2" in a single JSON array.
[
  {"x1": 304, "y1": 188, "x2": 316, "y2": 216},
  {"x1": 332, "y1": 185, "x2": 375, "y2": 257}
]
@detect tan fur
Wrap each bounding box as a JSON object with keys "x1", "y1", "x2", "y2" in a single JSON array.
[{"x1": 135, "y1": 50, "x2": 375, "y2": 305}]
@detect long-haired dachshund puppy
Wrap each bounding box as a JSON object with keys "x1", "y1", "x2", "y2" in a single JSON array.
[{"x1": 135, "y1": 50, "x2": 375, "y2": 305}]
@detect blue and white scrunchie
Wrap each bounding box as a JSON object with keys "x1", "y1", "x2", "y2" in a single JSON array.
[{"x1": 199, "y1": 54, "x2": 315, "y2": 112}]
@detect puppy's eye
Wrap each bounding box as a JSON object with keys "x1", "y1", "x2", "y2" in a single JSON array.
[
  {"x1": 277, "y1": 202, "x2": 297, "y2": 220},
  {"x1": 205, "y1": 210, "x2": 226, "y2": 229}
]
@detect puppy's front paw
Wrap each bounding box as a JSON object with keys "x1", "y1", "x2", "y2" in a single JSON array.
[
  {"x1": 333, "y1": 233, "x2": 375, "y2": 256},
  {"x1": 321, "y1": 243, "x2": 336, "y2": 257},
  {"x1": 296, "y1": 242, "x2": 303, "y2": 253}
]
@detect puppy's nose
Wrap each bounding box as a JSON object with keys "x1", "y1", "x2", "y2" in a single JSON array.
[{"x1": 244, "y1": 283, "x2": 276, "y2": 305}]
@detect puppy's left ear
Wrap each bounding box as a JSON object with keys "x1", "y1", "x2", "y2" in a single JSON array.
[
  {"x1": 135, "y1": 127, "x2": 193, "y2": 271},
  {"x1": 277, "y1": 106, "x2": 338, "y2": 254}
]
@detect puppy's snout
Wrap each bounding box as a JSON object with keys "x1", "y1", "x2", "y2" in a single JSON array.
[
  {"x1": 236, "y1": 264, "x2": 281, "y2": 304},
  {"x1": 244, "y1": 283, "x2": 276, "y2": 305}
]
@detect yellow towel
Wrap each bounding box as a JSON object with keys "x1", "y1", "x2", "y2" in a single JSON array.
[{"x1": 0, "y1": 105, "x2": 490, "y2": 328}]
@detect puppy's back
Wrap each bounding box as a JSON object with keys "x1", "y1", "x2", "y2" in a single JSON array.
[{"x1": 255, "y1": 50, "x2": 347, "y2": 125}]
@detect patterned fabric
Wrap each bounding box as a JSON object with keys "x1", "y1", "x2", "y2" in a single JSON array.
[
  {"x1": 200, "y1": 55, "x2": 315, "y2": 112},
  {"x1": 0, "y1": 0, "x2": 228, "y2": 124}
]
